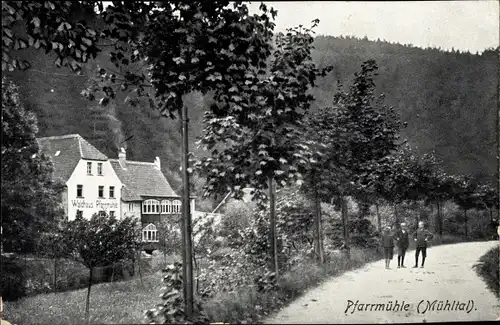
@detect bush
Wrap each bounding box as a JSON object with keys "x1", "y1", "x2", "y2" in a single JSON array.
[
  {"x1": 219, "y1": 200, "x2": 254, "y2": 246},
  {"x1": 474, "y1": 246, "x2": 499, "y2": 299},
  {"x1": 0, "y1": 255, "x2": 26, "y2": 301},
  {"x1": 1, "y1": 254, "x2": 162, "y2": 300},
  {"x1": 202, "y1": 247, "x2": 382, "y2": 324},
  {"x1": 326, "y1": 214, "x2": 379, "y2": 250}
]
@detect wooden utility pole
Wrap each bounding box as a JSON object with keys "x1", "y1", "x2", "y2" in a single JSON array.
[
  {"x1": 375, "y1": 200, "x2": 381, "y2": 231},
  {"x1": 180, "y1": 105, "x2": 194, "y2": 318},
  {"x1": 268, "y1": 176, "x2": 279, "y2": 280}
]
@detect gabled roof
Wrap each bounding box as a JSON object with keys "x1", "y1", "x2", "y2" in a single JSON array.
[
  {"x1": 109, "y1": 159, "x2": 179, "y2": 201},
  {"x1": 37, "y1": 134, "x2": 108, "y2": 182}
]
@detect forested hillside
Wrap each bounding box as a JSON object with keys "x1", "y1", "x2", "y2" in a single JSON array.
[
  {"x1": 6, "y1": 33, "x2": 497, "y2": 192},
  {"x1": 311, "y1": 36, "x2": 497, "y2": 184}
]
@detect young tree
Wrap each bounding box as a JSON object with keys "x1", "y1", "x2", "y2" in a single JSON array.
[
  {"x1": 82, "y1": 2, "x2": 278, "y2": 316},
  {"x1": 35, "y1": 231, "x2": 68, "y2": 293},
  {"x1": 1, "y1": 77, "x2": 64, "y2": 254},
  {"x1": 195, "y1": 21, "x2": 332, "y2": 280},
  {"x1": 61, "y1": 212, "x2": 139, "y2": 324},
  {"x1": 475, "y1": 182, "x2": 498, "y2": 223},
  {"x1": 4, "y1": 1, "x2": 279, "y2": 317},
  {"x1": 453, "y1": 175, "x2": 479, "y2": 237},
  {"x1": 416, "y1": 153, "x2": 452, "y2": 236},
  {"x1": 304, "y1": 60, "x2": 402, "y2": 257}
]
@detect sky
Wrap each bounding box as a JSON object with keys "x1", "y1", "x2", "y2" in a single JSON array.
[{"x1": 246, "y1": 1, "x2": 499, "y2": 53}]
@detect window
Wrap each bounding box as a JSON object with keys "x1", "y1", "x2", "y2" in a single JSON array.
[
  {"x1": 142, "y1": 224, "x2": 158, "y2": 242},
  {"x1": 129, "y1": 203, "x2": 134, "y2": 211},
  {"x1": 98, "y1": 186, "x2": 104, "y2": 198},
  {"x1": 173, "y1": 200, "x2": 181, "y2": 213},
  {"x1": 160, "y1": 200, "x2": 172, "y2": 214},
  {"x1": 109, "y1": 211, "x2": 115, "y2": 218},
  {"x1": 76, "y1": 210, "x2": 83, "y2": 218},
  {"x1": 77, "y1": 185, "x2": 83, "y2": 197},
  {"x1": 97, "y1": 163, "x2": 103, "y2": 175},
  {"x1": 87, "y1": 162, "x2": 92, "y2": 175},
  {"x1": 109, "y1": 186, "x2": 115, "y2": 198},
  {"x1": 142, "y1": 199, "x2": 159, "y2": 214}
]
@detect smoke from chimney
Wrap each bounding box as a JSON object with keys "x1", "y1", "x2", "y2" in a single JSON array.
[
  {"x1": 118, "y1": 147, "x2": 126, "y2": 168},
  {"x1": 106, "y1": 103, "x2": 126, "y2": 151}
]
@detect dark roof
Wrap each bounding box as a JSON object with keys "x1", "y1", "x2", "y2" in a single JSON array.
[
  {"x1": 109, "y1": 159, "x2": 179, "y2": 201},
  {"x1": 37, "y1": 134, "x2": 108, "y2": 182}
]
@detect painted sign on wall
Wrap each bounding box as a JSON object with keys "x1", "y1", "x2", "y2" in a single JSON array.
[{"x1": 71, "y1": 199, "x2": 119, "y2": 210}]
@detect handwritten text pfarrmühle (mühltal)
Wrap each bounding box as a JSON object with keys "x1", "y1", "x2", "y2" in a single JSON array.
[{"x1": 344, "y1": 299, "x2": 476, "y2": 315}]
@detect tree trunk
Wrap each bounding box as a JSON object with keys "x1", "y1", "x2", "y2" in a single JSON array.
[
  {"x1": 340, "y1": 195, "x2": 350, "y2": 259},
  {"x1": 394, "y1": 203, "x2": 399, "y2": 225},
  {"x1": 375, "y1": 201, "x2": 381, "y2": 231},
  {"x1": 268, "y1": 176, "x2": 279, "y2": 280},
  {"x1": 179, "y1": 104, "x2": 194, "y2": 319},
  {"x1": 137, "y1": 250, "x2": 143, "y2": 287},
  {"x1": 192, "y1": 251, "x2": 199, "y2": 295},
  {"x1": 313, "y1": 181, "x2": 324, "y2": 264},
  {"x1": 131, "y1": 251, "x2": 136, "y2": 277},
  {"x1": 111, "y1": 263, "x2": 115, "y2": 282},
  {"x1": 85, "y1": 268, "x2": 94, "y2": 325},
  {"x1": 53, "y1": 258, "x2": 57, "y2": 294},
  {"x1": 464, "y1": 208, "x2": 468, "y2": 238},
  {"x1": 435, "y1": 200, "x2": 443, "y2": 237},
  {"x1": 439, "y1": 201, "x2": 443, "y2": 236}
]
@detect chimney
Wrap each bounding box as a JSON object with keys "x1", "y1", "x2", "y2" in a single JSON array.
[
  {"x1": 118, "y1": 147, "x2": 126, "y2": 168},
  {"x1": 154, "y1": 156, "x2": 161, "y2": 170}
]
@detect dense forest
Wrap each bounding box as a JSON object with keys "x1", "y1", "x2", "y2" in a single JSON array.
[{"x1": 6, "y1": 33, "x2": 497, "y2": 193}]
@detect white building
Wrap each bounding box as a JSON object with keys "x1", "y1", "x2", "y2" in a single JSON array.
[
  {"x1": 37, "y1": 134, "x2": 195, "y2": 245},
  {"x1": 37, "y1": 134, "x2": 123, "y2": 220}
]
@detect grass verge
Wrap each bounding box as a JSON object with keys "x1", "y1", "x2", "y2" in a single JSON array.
[
  {"x1": 3, "y1": 235, "x2": 477, "y2": 325},
  {"x1": 3, "y1": 271, "x2": 164, "y2": 325},
  {"x1": 474, "y1": 246, "x2": 499, "y2": 299}
]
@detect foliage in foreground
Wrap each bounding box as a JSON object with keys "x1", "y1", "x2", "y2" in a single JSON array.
[
  {"x1": 1, "y1": 77, "x2": 64, "y2": 253},
  {"x1": 474, "y1": 246, "x2": 499, "y2": 299},
  {"x1": 61, "y1": 212, "x2": 139, "y2": 324}
]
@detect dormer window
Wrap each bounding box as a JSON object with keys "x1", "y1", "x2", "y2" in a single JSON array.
[
  {"x1": 97, "y1": 162, "x2": 103, "y2": 176},
  {"x1": 142, "y1": 223, "x2": 158, "y2": 242},
  {"x1": 87, "y1": 162, "x2": 92, "y2": 175}
]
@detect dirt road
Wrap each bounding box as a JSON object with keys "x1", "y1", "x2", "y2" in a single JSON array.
[{"x1": 264, "y1": 241, "x2": 499, "y2": 324}]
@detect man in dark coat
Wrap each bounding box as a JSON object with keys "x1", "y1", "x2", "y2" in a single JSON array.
[
  {"x1": 412, "y1": 221, "x2": 434, "y2": 268},
  {"x1": 395, "y1": 222, "x2": 409, "y2": 268},
  {"x1": 381, "y1": 226, "x2": 395, "y2": 269}
]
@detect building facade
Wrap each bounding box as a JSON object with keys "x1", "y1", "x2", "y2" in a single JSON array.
[
  {"x1": 109, "y1": 148, "x2": 195, "y2": 246},
  {"x1": 37, "y1": 134, "x2": 193, "y2": 246},
  {"x1": 37, "y1": 134, "x2": 123, "y2": 220}
]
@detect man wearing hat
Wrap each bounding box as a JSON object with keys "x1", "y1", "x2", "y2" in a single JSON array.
[
  {"x1": 381, "y1": 225, "x2": 395, "y2": 269},
  {"x1": 395, "y1": 222, "x2": 409, "y2": 268},
  {"x1": 412, "y1": 221, "x2": 434, "y2": 268}
]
